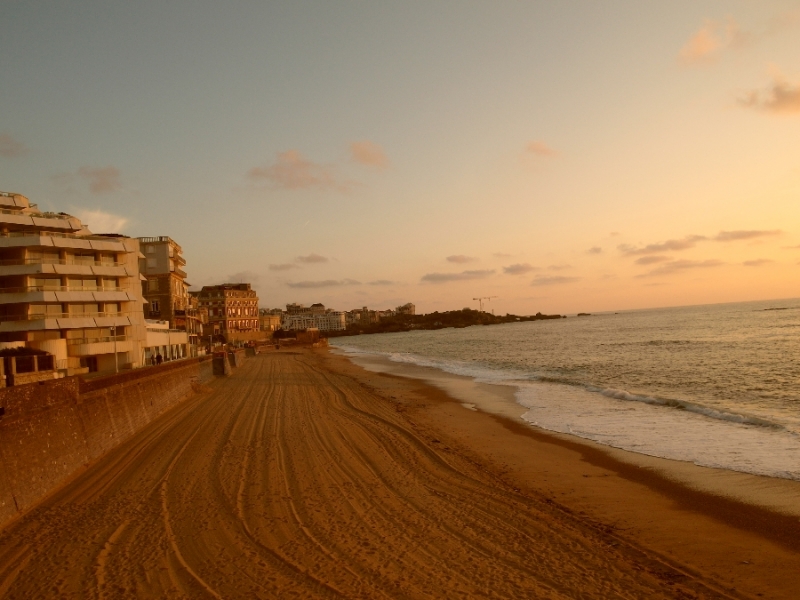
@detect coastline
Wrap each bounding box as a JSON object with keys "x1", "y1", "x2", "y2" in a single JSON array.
[
  {"x1": 335, "y1": 347, "x2": 800, "y2": 518},
  {"x1": 322, "y1": 347, "x2": 800, "y2": 599}
]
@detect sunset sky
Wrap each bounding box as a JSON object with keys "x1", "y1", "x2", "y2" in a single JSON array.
[{"x1": 1, "y1": 1, "x2": 799, "y2": 314}]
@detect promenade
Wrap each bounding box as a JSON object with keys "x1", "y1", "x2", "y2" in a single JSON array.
[{"x1": 0, "y1": 351, "x2": 777, "y2": 598}]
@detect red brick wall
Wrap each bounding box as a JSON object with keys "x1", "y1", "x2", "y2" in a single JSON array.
[{"x1": 0, "y1": 359, "x2": 213, "y2": 529}]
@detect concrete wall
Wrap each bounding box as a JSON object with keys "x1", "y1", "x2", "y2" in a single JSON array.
[{"x1": 0, "y1": 356, "x2": 216, "y2": 529}]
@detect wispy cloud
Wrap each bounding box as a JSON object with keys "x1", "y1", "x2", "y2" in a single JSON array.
[
  {"x1": 493, "y1": 252, "x2": 512, "y2": 258},
  {"x1": 714, "y1": 229, "x2": 781, "y2": 241},
  {"x1": 296, "y1": 253, "x2": 329, "y2": 264},
  {"x1": 621, "y1": 230, "x2": 779, "y2": 256},
  {"x1": 619, "y1": 235, "x2": 706, "y2": 256},
  {"x1": 635, "y1": 255, "x2": 671, "y2": 265},
  {"x1": 0, "y1": 133, "x2": 28, "y2": 158},
  {"x1": 350, "y1": 140, "x2": 389, "y2": 169},
  {"x1": 679, "y1": 17, "x2": 747, "y2": 65},
  {"x1": 446, "y1": 255, "x2": 478, "y2": 264},
  {"x1": 525, "y1": 141, "x2": 558, "y2": 157},
  {"x1": 503, "y1": 263, "x2": 537, "y2": 275},
  {"x1": 76, "y1": 166, "x2": 123, "y2": 194},
  {"x1": 587, "y1": 246, "x2": 602, "y2": 255},
  {"x1": 531, "y1": 276, "x2": 580, "y2": 286},
  {"x1": 742, "y1": 259, "x2": 774, "y2": 267},
  {"x1": 636, "y1": 259, "x2": 724, "y2": 278},
  {"x1": 269, "y1": 263, "x2": 299, "y2": 271},
  {"x1": 74, "y1": 208, "x2": 128, "y2": 233},
  {"x1": 287, "y1": 279, "x2": 361, "y2": 288},
  {"x1": 739, "y1": 72, "x2": 800, "y2": 115},
  {"x1": 547, "y1": 264, "x2": 571, "y2": 271},
  {"x1": 248, "y1": 150, "x2": 354, "y2": 192},
  {"x1": 367, "y1": 280, "x2": 396, "y2": 286},
  {"x1": 421, "y1": 270, "x2": 495, "y2": 283}
]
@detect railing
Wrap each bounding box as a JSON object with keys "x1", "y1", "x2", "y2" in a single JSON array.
[
  {"x1": 66, "y1": 335, "x2": 128, "y2": 346},
  {"x1": 0, "y1": 312, "x2": 126, "y2": 323},
  {"x1": 0, "y1": 257, "x2": 123, "y2": 267},
  {"x1": 0, "y1": 285, "x2": 122, "y2": 294},
  {"x1": 0, "y1": 208, "x2": 75, "y2": 220},
  {"x1": 0, "y1": 231, "x2": 126, "y2": 241}
]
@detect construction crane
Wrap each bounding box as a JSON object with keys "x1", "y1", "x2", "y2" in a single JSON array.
[{"x1": 473, "y1": 296, "x2": 497, "y2": 312}]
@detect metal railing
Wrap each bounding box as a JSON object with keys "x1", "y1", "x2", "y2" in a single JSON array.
[
  {"x1": 0, "y1": 230, "x2": 126, "y2": 241},
  {"x1": 0, "y1": 285, "x2": 122, "y2": 294},
  {"x1": 0, "y1": 257, "x2": 123, "y2": 267},
  {"x1": 66, "y1": 335, "x2": 128, "y2": 346},
  {"x1": 0, "y1": 312, "x2": 126, "y2": 323},
  {"x1": 0, "y1": 208, "x2": 75, "y2": 220}
]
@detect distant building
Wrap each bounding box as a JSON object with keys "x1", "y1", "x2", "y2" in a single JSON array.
[
  {"x1": 397, "y1": 303, "x2": 415, "y2": 315},
  {"x1": 281, "y1": 302, "x2": 345, "y2": 332},
  {"x1": 137, "y1": 236, "x2": 201, "y2": 354},
  {"x1": 258, "y1": 309, "x2": 281, "y2": 332},
  {"x1": 197, "y1": 283, "x2": 260, "y2": 342},
  {"x1": 0, "y1": 190, "x2": 148, "y2": 373}
]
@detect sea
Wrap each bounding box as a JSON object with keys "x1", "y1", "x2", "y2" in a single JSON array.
[{"x1": 331, "y1": 298, "x2": 800, "y2": 481}]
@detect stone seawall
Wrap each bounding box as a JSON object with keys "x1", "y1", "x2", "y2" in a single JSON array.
[{"x1": 0, "y1": 357, "x2": 215, "y2": 529}]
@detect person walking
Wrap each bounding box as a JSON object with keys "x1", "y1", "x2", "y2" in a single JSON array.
[{"x1": 156, "y1": 352, "x2": 163, "y2": 365}]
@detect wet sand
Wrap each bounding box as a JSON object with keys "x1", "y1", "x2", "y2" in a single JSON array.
[{"x1": 0, "y1": 349, "x2": 797, "y2": 598}]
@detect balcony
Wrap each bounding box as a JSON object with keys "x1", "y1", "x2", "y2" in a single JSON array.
[
  {"x1": 0, "y1": 312, "x2": 131, "y2": 332},
  {"x1": 66, "y1": 335, "x2": 132, "y2": 357},
  {"x1": 0, "y1": 208, "x2": 83, "y2": 232},
  {"x1": 0, "y1": 286, "x2": 133, "y2": 304},
  {"x1": 0, "y1": 258, "x2": 128, "y2": 277},
  {"x1": 0, "y1": 232, "x2": 127, "y2": 252}
]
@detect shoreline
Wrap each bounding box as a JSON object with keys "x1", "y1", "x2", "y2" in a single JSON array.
[
  {"x1": 320, "y1": 347, "x2": 800, "y2": 598},
  {"x1": 333, "y1": 346, "x2": 800, "y2": 518}
]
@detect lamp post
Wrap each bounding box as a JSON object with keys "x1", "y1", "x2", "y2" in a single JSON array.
[{"x1": 112, "y1": 324, "x2": 119, "y2": 374}]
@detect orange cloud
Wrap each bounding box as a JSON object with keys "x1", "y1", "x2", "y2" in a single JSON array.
[
  {"x1": 678, "y1": 17, "x2": 751, "y2": 65},
  {"x1": 421, "y1": 270, "x2": 495, "y2": 283},
  {"x1": 503, "y1": 263, "x2": 537, "y2": 275},
  {"x1": 0, "y1": 133, "x2": 28, "y2": 158},
  {"x1": 248, "y1": 150, "x2": 353, "y2": 191},
  {"x1": 296, "y1": 253, "x2": 329, "y2": 264},
  {"x1": 619, "y1": 235, "x2": 706, "y2": 256},
  {"x1": 525, "y1": 141, "x2": 558, "y2": 157},
  {"x1": 78, "y1": 166, "x2": 122, "y2": 194},
  {"x1": 636, "y1": 259, "x2": 724, "y2": 278},
  {"x1": 350, "y1": 140, "x2": 389, "y2": 169},
  {"x1": 714, "y1": 229, "x2": 781, "y2": 241},
  {"x1": 634, "y1": 255, "x2": 671, "y2": 265},
  {"x1": 446, "y1": 255, "x2": 478, "y2": 264},
  {"x1": 287, "y1": 279, "x2": 361, "y2": 288},
  {"x1": 739, "y1": 73, "x2": 800, "y2": 115},
  {"x1": 742, "y1": 259, "x2": 774, "y2": 267}
]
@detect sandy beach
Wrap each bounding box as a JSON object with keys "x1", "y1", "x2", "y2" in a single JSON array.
[{"x1": 0, "y1": 349, "x2": 798, "y2": 599}]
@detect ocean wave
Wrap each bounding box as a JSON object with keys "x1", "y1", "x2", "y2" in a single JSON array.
[
  {"x1": 586, "y1": 386, "x2": 785, "y2": 430},
  {"x1": 334, "y1": 343, "x2": 787, "y2": 432}
]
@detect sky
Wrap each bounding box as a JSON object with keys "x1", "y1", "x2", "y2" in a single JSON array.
[{"x1": 1, "y1": 0, "x2": 799, "y2": 315}]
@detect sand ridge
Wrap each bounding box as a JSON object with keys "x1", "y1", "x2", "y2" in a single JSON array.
[{"x1": 0, "y1": 351, "x2": 760, "y2": 598}]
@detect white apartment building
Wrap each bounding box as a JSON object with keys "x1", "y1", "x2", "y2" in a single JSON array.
[
  {"x1": 0, "y1": 191, "x2": 148, "y2": 373},
  {"x1": 282, "y1": 308, "x2": 346, "y2": 332}
]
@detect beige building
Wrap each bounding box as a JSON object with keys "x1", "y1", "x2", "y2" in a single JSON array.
[
  {"x1": 137, "y1": 236, "x2": 201, "y2": 353},
  {"x1": 281, "y1": 303, "x2": 345, "y2": 331},
  {"x1": 0, "y1": 191, "x2": 147, "y2": 373},
  {"x1": 197, "y1": 283, "x2": 260, "y2": 343}
]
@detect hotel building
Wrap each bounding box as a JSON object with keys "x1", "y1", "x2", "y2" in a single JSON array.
[
  {"x1": 0, "y1": 191, "x2": 147, "y2": 373},
  {"x1": 197, "y1": 283, "x2": 260, "y2": 342}
]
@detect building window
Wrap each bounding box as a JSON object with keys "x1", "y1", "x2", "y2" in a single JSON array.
[
  {"x1": 148, "y1": 278, "x2": 159, "y2": 292},
  {"x1": 150, "y1": 300, "x2": 160, "y2": 313},
  {"x1": 146, "y1": 258, "x2": 157, "y2": 268},
  {"x1": 146, "y1": 245, "x2": 154, "y2": 254}
]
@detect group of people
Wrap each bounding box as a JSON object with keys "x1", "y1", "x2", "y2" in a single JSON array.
[{"x1": 149, "y1": 353, "x2": 163, "y2": 366}]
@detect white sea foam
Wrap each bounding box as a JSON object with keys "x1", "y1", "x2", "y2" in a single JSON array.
[{"x1": 335, "y1": 343, "x2": 800, "y2": 480}]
